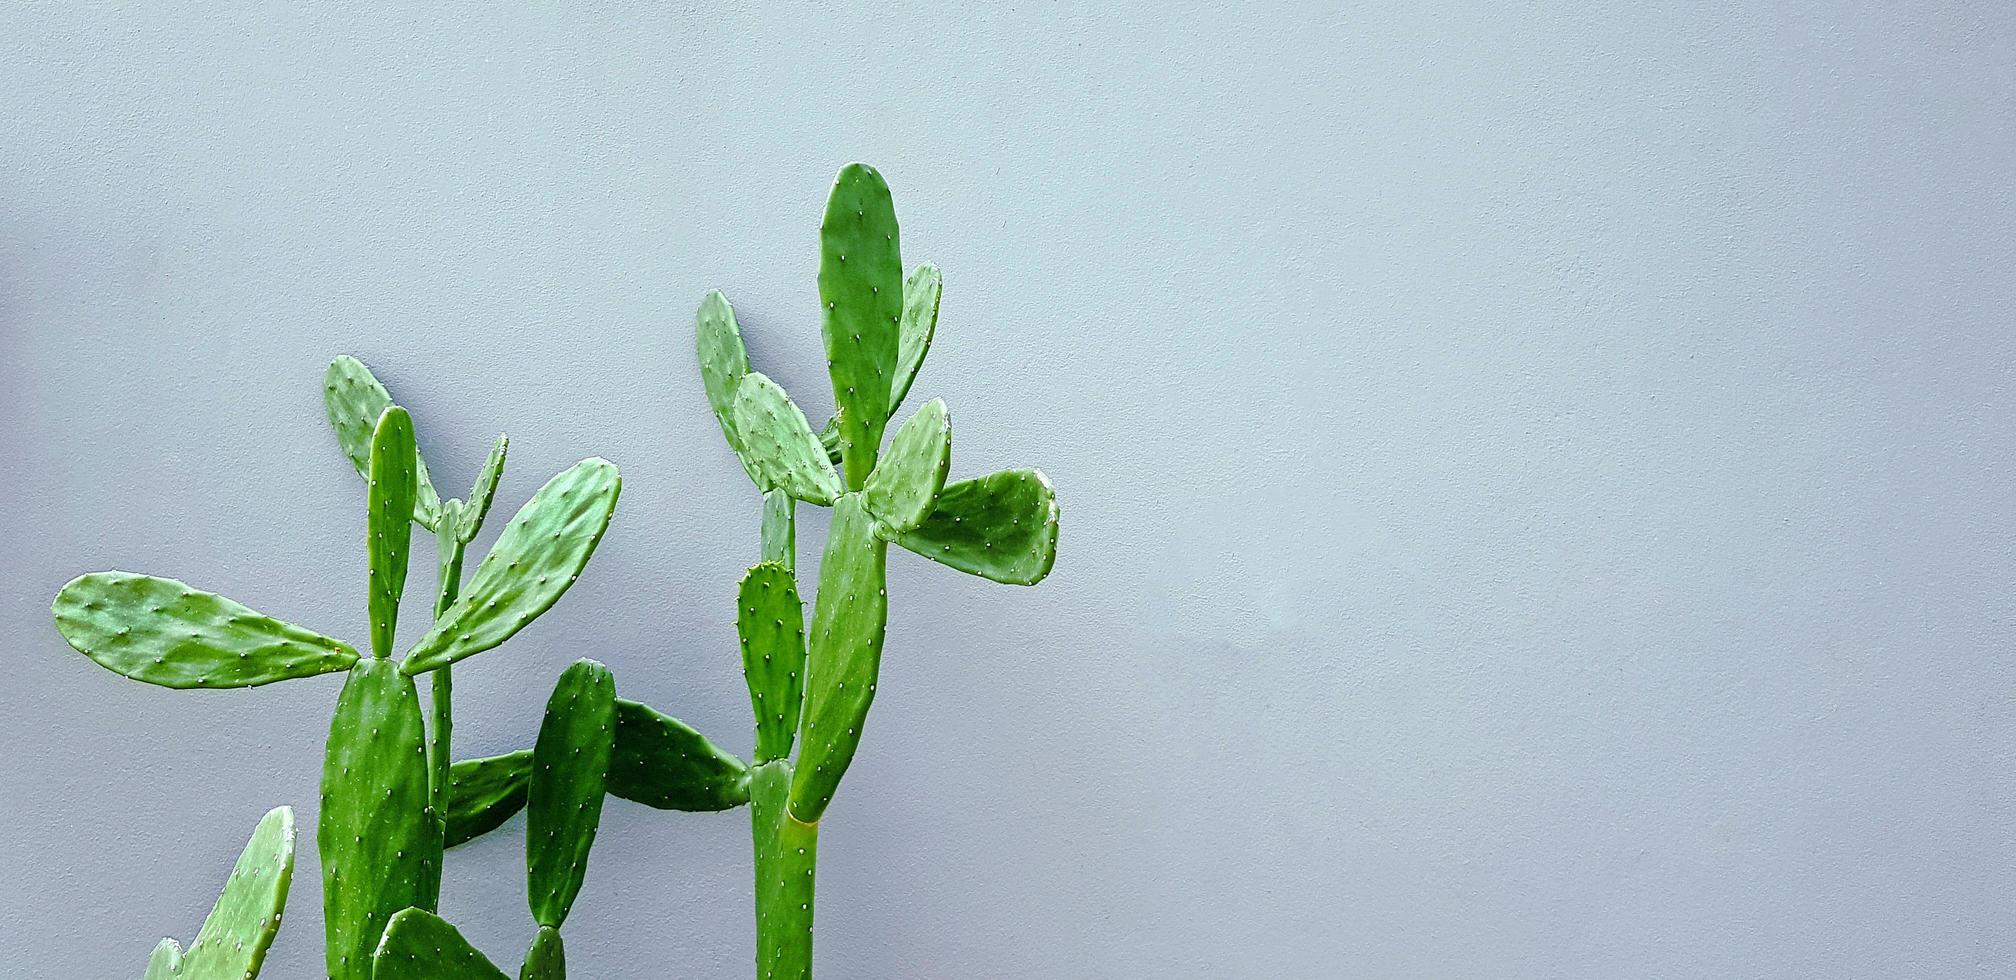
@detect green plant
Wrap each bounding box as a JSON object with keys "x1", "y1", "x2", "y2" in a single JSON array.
[
  {"x1": 323, "y1": 355, "x2": 510, "y2": 859},
  {"x1": 141, "y1": 806, "x2": 295, "y2": 980},
  {"x1": 372, "y1": 658, "x2": 618, "y2": 980},
  {"x1": 53, "y1": 402, "x2": 621, "y2": 979},
  {"x1": 692, "y1": 162, "x2": 1062, "y2": 978}
]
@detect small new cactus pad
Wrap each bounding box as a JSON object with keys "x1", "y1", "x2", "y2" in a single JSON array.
[
  {"x1": 739, "y1": 562, "x2": 808, "y2": 764},
  {"x1": 144, "y1": 939, "x2": 182, "y2": 980},
  {"x1": 520, "y1": 926, "x2": 566, "y2": 980},
  {"x1": 459, "y1": 433, "x2": 512, "y2": 544},
  {"x1": 696, "y1": 289, "x2": 768, "y2": 489},
  {"x1": 445, "y1": 749, "x2": 533, "y2": 848},
  {"x1": 403, "y1": 458, "x2": 622, "y2": 674},
  {"x1": 321, "y1": 659, "x2": 437, "y2": 980},
  {"x1": 895, "y1": 468, "x2": 1061, "y2": 586},
  {"x1": 325, "y1": 355, "x2": 443, "y2": 529},
  {"x1": 862, "y1": 398, "x2": 951, "y2": 535},
  {"x1": 751, "y1": 761, "x2": 816, "y2": 980},
  {"x1": 731, "y1": 372, "x2": 842, "y2": 505},
  {"x1": 144, "y1": 805, "x2": 296, "y2": 980},
  {"x1": 368, "y1": 407, "x2": 418, "y2": 659},
  {"x1": 889, "y1": 263, "x2": 941, "y2": 417},
  {"x1": 788, "y1": 494, "x2": 889, "y2": 822},
  {"x1": 372, "y1": 908, "x2": 508, "y2": 980},
  {"x1": 607, "y1": 698, "x2": 752, "y2": 811},
  {"x1": 526, "y1": 659, "x2": 615, "y2": 928},
  {"x1": 52, "y1": 572, "x2": 357, "y2": 689},
  {"x1": 819, "y1": 163, "x2": 904, "y2": 489}
]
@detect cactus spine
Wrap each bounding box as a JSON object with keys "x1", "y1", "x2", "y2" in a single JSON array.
[{"x1": 691, "y1": 163, "x2": 1061, "y2": 977}]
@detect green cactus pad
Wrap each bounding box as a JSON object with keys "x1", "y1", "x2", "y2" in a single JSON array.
[
  {"x1": 788, "y1": 494, "x2": 888, "y2": 822},
  {"x1": 895, "y1": 468, "x2": 1060, "y2": 586},
  {"x1": 457, "y1": 433, "x2": 511, "y2": 544},
  {"x1": 372, "y1": 908, "x2": 508, "y2": 980},
  {"x1": 368, "y1": 406, "x2": 418, "y2": 660},
  {"x1": 321, "y1": 659, "x2": 437, "y2": 980},
  {"x1": 445, "y1": 749, "x2": 533, "y2": 848},
  {"x1": 324, "y1": 355, "x2": 442, "y2": 530},
  {"x1": 169, "y1": 805, "x2": 295, "y2": 980},
  {"x1": 862, "y1": 398, "x2": 951, "y2": 535},
  {"x1": 402, "y1": 458, "x2": 622, "y2": 674},
  {"x1": 697, "y1": 289, "x2": 769, "y2": 488},
  {"x1": 761, "y1": 488, "x2": 797, "y2": 571},
  {"x1": 607, "y1": 698, "x2": 752, "y2": 811},
  {"x1": 527, "y1": 659, "x2": 616, "y2": 929},
  {"x1": 731, "y1": 373, "x2": 842, "y2": 505},
  {"x1": 144, "y1": 939, "x2": 183, "y2": 980},
  {"x1": 819, "y1": 163, "x2": 904, "y2": 489},
  {"x1": 53, "y1": 572, "x2": 357, "y2": 689},
  {"x1": 752, "y1": 761, "x2": 816, "y2": 980},
  {"x1": 520, "y1": 926, "x2": 566, "y2": 980},
  {"x1": 888, "y1": 263, "x2": 941, "y2": 418},
  {"x1": 739, "y1": 562, "x2": 808, "y2": 763}
]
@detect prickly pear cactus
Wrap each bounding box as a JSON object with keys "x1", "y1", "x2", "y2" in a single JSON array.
[
  {"x1": 140, "y1": 806, "x2": 296, "y2": 980},
  {"x1": 443, "y1": 749, "x2": 533, "y2": 847},
  {"x1": 373, "y1": 659, "x2": 624, "y2": 980},
  {"x1": 372, "y1": 908, "x2": 508, "y2": 980},
  {"x1": 402, "y1": 458, "x2": 622, "y2": 674},
  {"x1": 320, "y1": 658, "x2": 436, "y2": 979},
  {"x1": 54, "y1": 372, "x2": 621, "y2": 975},
  {"x1": 680, "y1": 163, "x2": 1063, "y2": 979}
]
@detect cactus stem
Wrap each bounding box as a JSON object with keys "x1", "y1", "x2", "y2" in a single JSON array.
[
  {"x1": 752, "y1": 761, "x2": 817, "y2": 980},
  {"x1": 427, "y1": 524, "x2": 468, "y2": 869}
]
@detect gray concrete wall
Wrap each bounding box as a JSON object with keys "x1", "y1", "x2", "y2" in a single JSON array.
[{"x1": 3, "y1": 3, "x2": 2013, "y2": 976}]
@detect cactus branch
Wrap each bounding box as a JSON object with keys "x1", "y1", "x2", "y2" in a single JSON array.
[
  {"x1": 888, "y1": 263, "x2": 941, "y2": 418},
  {"x1": 146, "y1": 806, "x2": 296, "y2": 980},
  {"x1": 606, "y1": 698, "x2": 752, "y2": 811},
  {"x1": 861, "y1": 398, "x2": 951, "y2": 535},
  {"x1": 320, "y1": 659, "x2": 438, "y2": 980},
  {"x1": 372, "y1": 908, "x2": 509, "y2": 980},
  {"x1": 325, "y1": 355, "x2": 443, "y2": 530},
  {"x1": 53, "y1": 572, "x2": 357, "y2": 688},
  {"x1": 367, "y1": 406, "x2": 418, "y2": 660},
  {"x1": 819, "y1": 163, "x2": 904, "y2": 489},
  {"x1": 788, "y1": 493, "x2": 889, "y2": 822},
  {"x1": 525, "y1": 659, "x2": 616, "y2": 929},
  {"x1": 761, "y1": 487, "x2": 797, "y2": 572},
  {"x1": 732, "y1": 372, "x2": 842, "y2": 505},
  {"x1": 751, "y1": 761, "x2": 816, "y2": 980},
  {"x1": 402, "y1": 458, "x2": 621, "y2": 674},
  {"x1": 894, "y1": 468, "x2": 1061, "y2": 585},
  {"x1": 443, "y1": 749, "x2": 533, "y2": 848}
]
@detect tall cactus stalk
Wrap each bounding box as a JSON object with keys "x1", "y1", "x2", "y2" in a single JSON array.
[
  {"x1": 690, "y1": 163, "x2": 1061, "y2": 977},
  {"x1": 53, "y1": 394, "x2": 620, "y2": 978}
]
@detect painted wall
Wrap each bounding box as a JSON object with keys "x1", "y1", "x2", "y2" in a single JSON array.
[{"x1": 3, "y1": 3, "x2": 2012, "y2": 977}]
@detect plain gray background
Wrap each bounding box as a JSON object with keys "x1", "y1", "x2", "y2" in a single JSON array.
[{"x1": 3, "y1": 2, "x2": 2012, "y2": 977}]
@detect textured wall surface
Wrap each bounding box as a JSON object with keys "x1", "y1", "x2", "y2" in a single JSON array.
[{"x1": 4, "y1": 3, "x2": 2014, "y2": 977}]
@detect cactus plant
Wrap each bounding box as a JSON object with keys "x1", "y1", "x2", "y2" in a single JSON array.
[
  {"x1": 140, "y1": 806, "x2": 296, "y2": 980},
  {"x1": 684, "y1": 163, "x2": 1061, "y2": 977},
  {"x1": 373, "y1": 659, "x2": 621, "y2": 980},
  {"x1": 323, "y1": 355, "x2": 512, "y2": 860},
  {"x1": 53, "y1": 398, "x2": 621, "y2": 978}
]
